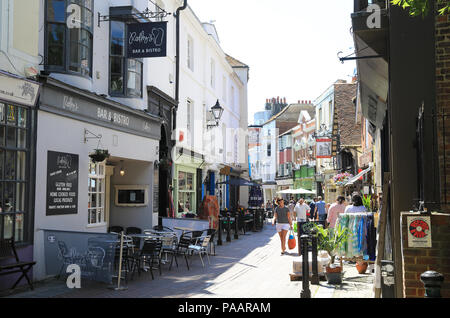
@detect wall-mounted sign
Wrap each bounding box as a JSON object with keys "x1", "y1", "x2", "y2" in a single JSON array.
[
  {"x1": 40, "y1": 84, "x2": 160, "y2": 140},
  {"x1": 0, "y1": 72, "x2": 40, "y2": 107},
  {"x1": 407, "y1": 216, "x2": 432, "y2": 248},
  {"x1": 316, "y1": 138, "x2": 332, "y2": 159},
  {"x1": 46, "y1": 151, "x2": 79, "y2": 216},
  {"x1": 127, "y1": 22, "x2": 167, "y2": 58}
]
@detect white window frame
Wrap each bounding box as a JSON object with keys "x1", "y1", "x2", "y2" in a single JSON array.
[
  {"x1": 187, "y1": 35, "x2": 194, "y2": 71},
  {"x1": 210, "y1": 58, "x2": 216, "y2": 88},
  {"x1": 88, "y1": 160, "x2": 106, "y2": 226}
]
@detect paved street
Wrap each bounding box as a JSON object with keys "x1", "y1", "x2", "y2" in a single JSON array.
[{"x1": 4, "y1": 220, "x2": 374, "y2": 299}]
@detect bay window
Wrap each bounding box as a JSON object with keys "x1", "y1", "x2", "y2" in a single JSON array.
[{"x1": 45, "y1": 0, "x2": 93, "y2": 77}]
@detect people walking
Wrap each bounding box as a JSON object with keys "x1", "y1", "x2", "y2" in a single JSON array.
[
  {"x1": 309, "y1": 197, "x2": 317, "y2": 220},
  {"x1": 326, "y1": 196, "x2": 346, "y2": 228},
  {"x1": 315, "y1": 196, "x2": 327, "y2": 222},
  {"x1": 344, "y1": 193, "x2": 367, "y2": 213},
  {"x1": 272, "y1": 198, "x2": 293, "y2": 255},
  {"x1": 294, "y1": 198, "x2": 310, "y2": 223}
]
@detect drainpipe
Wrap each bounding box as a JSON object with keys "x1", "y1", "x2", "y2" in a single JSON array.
[{"x1": 173, "y1": 0, "x2": 188, "y2": 131}]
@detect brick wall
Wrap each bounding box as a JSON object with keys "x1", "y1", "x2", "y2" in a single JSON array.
[
  {"x1": 436, "y1": 2, "x2": 450, "y2": 210},
  {"x1": 333, "y1": 83, "x2": 361, "y2": 146},
  {"x1": 401, "y1": 213, "x2": 450, "y2": 298}
]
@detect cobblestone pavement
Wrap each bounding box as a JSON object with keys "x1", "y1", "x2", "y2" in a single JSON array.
[{"x1": 3, "y1": 220, "x2": 374, "y2": 299}]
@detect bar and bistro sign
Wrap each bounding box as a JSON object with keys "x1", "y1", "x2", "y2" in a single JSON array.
[{"x1": 127, "y1": 22, "x2": 167, "y2": 58}]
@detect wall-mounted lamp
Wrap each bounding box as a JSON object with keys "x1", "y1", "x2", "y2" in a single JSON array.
[
  {"x1": 119, "y1": 160, "x2": 125, "y2": 177},
  {"x1": 207, "y1": 100, "x2": 224, "y2": 129}
]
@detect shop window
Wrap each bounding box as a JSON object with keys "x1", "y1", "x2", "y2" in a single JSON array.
[
  {"x1": 177, "y1": 170, "x2": 195, "y2": 214},
  {"x1": 0, "y1": 103, "x2": 30, "y2": 243},
  {"x1": 88, "y1": 160, "x2": 105, "y2": 225},
  {"x1": 109, "y1": 20, "x2": 143, "y2": 98},
  {"x1": 45, "y1": 0, "x2": 93, "y2": 77}
]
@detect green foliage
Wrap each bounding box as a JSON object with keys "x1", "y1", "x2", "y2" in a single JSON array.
[
  {"x1": 314, "y1": 223, "x2": 351, "y2": 263},
  {"x1": 360, "y1": 192, "x2": 372, "y2": 211},
  {"x1": 391, "y1": 0, "x2": 450, "y2": 17}
]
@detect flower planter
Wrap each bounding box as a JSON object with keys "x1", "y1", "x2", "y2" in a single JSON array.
[
  {"x1": 325, "y1": 266, "x2": 343, "y2": 284},
  {"x1": 89, "y1": 149, "x2": 110, "y2": 163},
  {"x1": 356, "y1": 261, "x2": 368, "y2": 274}
]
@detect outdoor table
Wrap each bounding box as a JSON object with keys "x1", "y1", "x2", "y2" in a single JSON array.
[{"x1": 173, "y1": 226, "x2": 195, "y2": 236}]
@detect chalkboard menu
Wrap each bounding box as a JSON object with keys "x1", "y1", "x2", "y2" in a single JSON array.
[{"x1": 46, "y1": 151, "x2": 79, "y2": 216}]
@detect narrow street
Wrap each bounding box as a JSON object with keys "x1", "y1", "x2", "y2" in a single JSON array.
[{"x1": 6, "y1": 220, "x2": 374, "y2": 299}]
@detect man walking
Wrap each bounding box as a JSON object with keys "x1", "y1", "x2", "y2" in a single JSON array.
[
  {"x1": 315, "y1": 196, "x2": 327, "y2": 223},
  {"x1": 309, "y1": 197, "x2": 317, "y2": 221},
  {"x1": 294, "y1": 198, "x2": 310, "y2": 223}
]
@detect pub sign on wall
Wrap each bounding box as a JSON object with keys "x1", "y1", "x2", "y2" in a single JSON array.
[{"x1": 127, "y1": 22, "x2": 167, "y2": 58}]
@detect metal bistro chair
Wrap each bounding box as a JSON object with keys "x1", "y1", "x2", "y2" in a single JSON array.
[
  {"x1": 108, "y1": 226, "x2": 124, "y2": 234},
  {"x1": 130, "y1": 239, "x2": 162, "y2": 280},
  {"x1": 169, "y1": 233, "x2": 192, "y2": 271},
  {"x1": 188, "y1": 235, "x2": 212, "y2": 267},
  {"x1": 126, "y1": 227, "x2": 142, "y2": 249}
]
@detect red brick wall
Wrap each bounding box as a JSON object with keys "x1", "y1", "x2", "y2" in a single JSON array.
[
  {"x1": 401, "y1": 213, "x2": 450, "y2": 298},
  {"x1": 333, "y1": 83, "x2": 361, "y2": 146},
  {"x1": 436, "y1": 2, "x2": 450, "y2": 210}
]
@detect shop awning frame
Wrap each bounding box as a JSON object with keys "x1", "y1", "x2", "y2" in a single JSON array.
[
  {"x1": 217, "y1": 178, "x2": 260, "y2": 187},
  {"x1": 345, "y1": 164, "x2": 373, "y2": 186},
  {"x1": 276, "y1": 188, "x2": 316, "y2": 195}
]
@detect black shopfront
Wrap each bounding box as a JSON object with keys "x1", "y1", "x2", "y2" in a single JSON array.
[{"x1": 0, "y1": 72, "x2": 39, "y2": 290}]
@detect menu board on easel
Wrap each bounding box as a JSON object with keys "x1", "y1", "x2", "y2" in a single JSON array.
[{"x1": 46, "y1": 151, "x2": 79, "y2": 216}]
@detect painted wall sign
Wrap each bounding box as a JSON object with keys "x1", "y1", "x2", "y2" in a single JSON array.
[
  {"x1": 0, "y1": 72, "x2": 40, "y2": 107},
  {"x1": 316, "y1": 138, "x2": 332, "y2": 159},
  {"x1": 407, "y1": 216, "x2": 432, "y2": 248},
  {"x1": 127, "y1": 22, "x2": 167, "y2": 58},
  {"x1": 46, "y1": 151, "x2": 79, "y2": 216}
]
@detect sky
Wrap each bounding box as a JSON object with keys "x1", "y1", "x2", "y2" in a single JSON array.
[{"x1": 187, "y1": 0, "x2": 357, "y2": 125}]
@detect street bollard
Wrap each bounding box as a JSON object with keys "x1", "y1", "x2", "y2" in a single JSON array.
[
  {"x1": 420, "y1": 271, "x2": 444, "y2": 298},
  {"x1": 226, "y1": 213, "x2": 231, "y2": 242},
  {"x1": 300, "y1": 234, "x2": 311, "y2": 298},
  {"x1": 234, "y1": 211, "x2": 239, "y2": 240},
  {"x1": 252, "y1": 210, "x2": 257, "y2": 232},
  {"x1": 310, "y1": 228, "x2": 319, "y2": 285},
  {"x1": 217, "y1": 216, "x2": 223, "y2": 246}
]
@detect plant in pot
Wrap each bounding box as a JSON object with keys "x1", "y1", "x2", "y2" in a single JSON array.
[
  {"x1": 89, "y1": 149, "x2": 110, "y2": 163},
  {"x1": 313, "y1": 223, "x2": 351, "y2": 284}
]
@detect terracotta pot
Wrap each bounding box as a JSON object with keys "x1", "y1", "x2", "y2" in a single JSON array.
[
  {"x1": 326, "y1": 265, "x2": 342, "y2": 273},
  {"x1": 356, "y1": 261, "x2": 368, "y2": 274}
]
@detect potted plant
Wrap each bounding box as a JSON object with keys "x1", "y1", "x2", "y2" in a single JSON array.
[
  {"x1": 356, "y1": 259, "x2": 369, "y2": 274},
  {"x1": 313, "y1": 223, "x2": 351, "y2": 284},
  {"x1": 89, "y1": 149, "x2": 110, "y2": 163}
]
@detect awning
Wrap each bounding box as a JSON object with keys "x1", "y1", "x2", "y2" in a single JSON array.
[
  {"x1": 345, "y1": 164, "x2": 373, "y2": 186},
  {"x1": 217, "y1": 178, "x2": 260, "y2": 187},
  {"x1": 276, "y1": 188, "x2": 315, "y2": 195}
]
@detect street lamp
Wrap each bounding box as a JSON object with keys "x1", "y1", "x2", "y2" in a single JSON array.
[{"x1": 207, "y1": 100, "x2": 224, "y2": 129}]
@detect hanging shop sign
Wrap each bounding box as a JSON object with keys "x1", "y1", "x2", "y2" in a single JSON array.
[
  {"x1": 407, "y1": 216, "x2": 432, "y2": 248},
  {"x1": 316, "y1": 138, "x2": 332, "y2": 159},
  {"x1": 127, "y1": 22, "x2": 167, "y2": 58},
  {"x1": 0, "y1": 72, "x2": 40, "y2": 107},
  {"x1": 46, "y1": 151, "x2": 79, "y2": 216}
]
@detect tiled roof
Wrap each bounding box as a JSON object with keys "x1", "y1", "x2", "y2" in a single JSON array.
[{"x1": 225, "y1": 54, "x2": 249, "y2": 68}]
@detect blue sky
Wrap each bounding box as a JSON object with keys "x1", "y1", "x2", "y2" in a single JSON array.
[{"x1": 188, "y1": 0, "x2": 357, "y2": 124}]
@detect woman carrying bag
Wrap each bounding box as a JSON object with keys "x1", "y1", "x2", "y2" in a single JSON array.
[{"x1": 272, "y1": 198, "x2": 293, "y2": 255}]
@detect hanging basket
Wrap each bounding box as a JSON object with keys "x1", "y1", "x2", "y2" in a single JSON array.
[
  {"x1": 159, "y1": 158, "x2": 173, "y2": 170},
  {"x1": 89, "y1": 149, "x2": 110, "y2": 163}
]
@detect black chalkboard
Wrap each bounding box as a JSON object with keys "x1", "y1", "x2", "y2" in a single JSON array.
[
  {"x1": 46, "y1": 151, "x2": 79, "y2": 216},
  {"x1": 127, "y1": 22, "x2": 167, "y2": 58}
]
